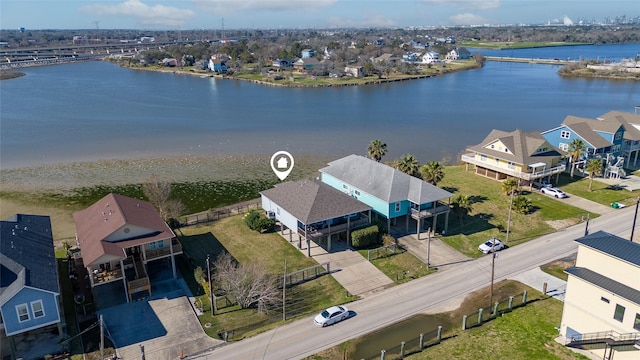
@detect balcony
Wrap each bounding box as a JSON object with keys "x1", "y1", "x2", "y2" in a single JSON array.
[
  {"x1": 92, "y1": 267, "x2": 123, "y2": 285},
  {"x1": 411, "y1": 202, "x2": 450, "y2": 220},
  {"x1": 461, "y1": 154, "x2": 566, "y2": 180},
  {"x1": 566, "y1": 330, "x2": 640, "y2": 350},
  {"x1": 298, "y1": 218, "x2": 370, "y2": 239},
  {"x1": 145, "y1": 238, "x2": 183, "y2": 260}
]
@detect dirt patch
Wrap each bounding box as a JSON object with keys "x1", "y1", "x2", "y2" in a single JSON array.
[
  {"x1": 0, "y1": 197, "x2": 77, "y2": 243},
  {"x1": 545, "y1": 219, "x2": 577, "y2": 230}
]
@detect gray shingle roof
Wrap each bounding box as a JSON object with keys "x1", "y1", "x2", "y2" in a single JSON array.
[
  {"x1": 0, "y1": 214, "x2": 59, "y2": 296},
  {"x1": 559, "y1": 119, "x2": 612, "y2": 149},
  {"x1": 260, "y1": 180, "x2": 371, "y2": 225},
  {"x1": 563, "y1": 114, "x2": 624, "y2": 134},
  {"x1": 466, "y1": 129, "x2": 563, "y2": 166},
  {"x1": 319, "y1": 155, "x2": 453, "y2": 204},
  {"x1": 598, "y1": 111, "x2": 640, "y2": 141},
  {"x1": 565, "y1": 267, "x2": 640, "y2": 306},
  {"x1": 576, "y1": 230, "x2": 640, "y2": 266}
]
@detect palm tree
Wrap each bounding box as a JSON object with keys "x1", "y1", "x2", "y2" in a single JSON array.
[
  {"x1": 501, "y1": 178, "x2": 519, "y2": 196},
  {"x1": 396, "y1": 154, "x2": 420, "y2": 177},
  {"x1": 568, "y1": 139, "x2": 587, "y2": 178},
  {"x1": 452, "y1": 194, "x2": 473, "y2": 225},
  {"x1": 512, "y1": 195, "x2": 532, "y2": 214},
  {"x1": 419, "y1": 161, "x2": 445, "y2": 185},
  {"x1": 367, "y1": 139, "x2": 387, "y2": 162},
  {"x1": 585, "y1": 158, "x2": 603, "y2": 192}
]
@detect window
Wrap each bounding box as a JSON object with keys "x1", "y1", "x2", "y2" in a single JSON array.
[
  {"x1": 31, "y1": 300, "x2": 44, "y2": 318},
  {"x1": 601, "y1": 296, "x2": 610, "y2": 303},
  {"x1": 157, "y1": 240, "x2": 165, "y2": 249},
  {"x1": 354, "y1": 190, "x2": 361, "y2": 196},
  {"x1": 561, "y1": 130, "x2": 570, "y2": 139},
  {"x1": 16, "y1": 304, "x2": 29, "y2": 322},
  {"x1": 508, "y1": 162, "x2": 515, "y2": 170},
  {"x1": 612, "y1": 144, "x2": 620, "y2": 153},
  {"x1": 480, "y1": 155, "x2": 487, "y2": 162},
  {"x1": 615, "y1": 132, "x2": 622, "y2": 140},
  {"x1": 614, "y1": 304, "x2": 625, "y2": 322},
  {"x1": 634, "y1": 313, "x2": 640, "y2": 331},
  {"x1": 342, "y1": 184, "x2": 348, "y2": 190},
  {"x1": 490, "y1": 144, "x2": 495, "y2": 149},
  {"x1": 395, "y1": 202, "x2": 401, "y2": 212},
  {"x1": 149, "y1": 242, "x2": 156, "y2": 250},
  {"x1": 559, "y1": 143, "x2": 568, "y2": 151}
]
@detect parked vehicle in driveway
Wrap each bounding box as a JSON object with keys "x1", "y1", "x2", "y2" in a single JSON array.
[
  {"x1": 533, "y1": 180, "x2": 552, "y2": 189},
  {"x1": 478, "y1": 238, "x2": 505, "y2": 254},
  {"x1": 314, "y1": 305, "x2": 349, "y2": 327},
  {"x1": 541, "y1": 187, "x2": 567, "y2": 198}
]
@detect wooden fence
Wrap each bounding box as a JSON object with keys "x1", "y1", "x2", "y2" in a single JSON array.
[{"x1": 180, "y1": 199, "x2": 262, "y2": 227}]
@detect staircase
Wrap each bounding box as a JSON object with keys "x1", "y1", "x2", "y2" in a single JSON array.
[{"x1": 566, "y1": 331, "x2": 640, "y2": 357}]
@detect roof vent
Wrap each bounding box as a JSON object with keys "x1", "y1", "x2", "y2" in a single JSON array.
[{"x1": 102, "y1": 211, "x2": 106, "y2": 216}]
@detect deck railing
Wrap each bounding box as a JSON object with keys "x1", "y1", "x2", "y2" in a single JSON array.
[
  {"x1": 461, "y1": 154, "x2": 566, "y2": 180},
  {"x1": 411, "y1": 203, "x2": 450, "y2": 219},
  {"x1": 92, "y1": 268, "x2": 123, "y2": 285}
]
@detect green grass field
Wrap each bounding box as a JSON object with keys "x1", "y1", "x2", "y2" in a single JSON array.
[
  {"x1": 438, "y1": 166, "x2": 587, "y2": 258},
  {"x1": 177, "y1": 216, "x2": 356, "y2": 340}
]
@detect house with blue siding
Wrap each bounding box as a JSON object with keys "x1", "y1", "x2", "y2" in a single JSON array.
[
  {"x1": 597, "y1": 111, "x2": 640, "y2": 168},
  {"x1": 319, "y1": 155, "x2": 454, "y2": 236},
  {"x1": 301, "y1": 49, "x2": 316, "y2": 59},
  {"x1": 1, "y1": 214, "x2": 62, "y2": 359}
]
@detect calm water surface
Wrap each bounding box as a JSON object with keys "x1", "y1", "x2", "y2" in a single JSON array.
[{"x1": 1, "y1": 44, "x2": 639, "y2": 169}]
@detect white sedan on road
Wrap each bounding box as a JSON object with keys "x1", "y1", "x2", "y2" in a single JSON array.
[
  {"x1": 314, "y1": 306, "x2": 349, "y2": 327},
  {"x1": 541, "y1": 187, "x2": 568, "y2": 198},
  {"x1": 478, "y1": 238, "x2": 505, "y2": 254}
]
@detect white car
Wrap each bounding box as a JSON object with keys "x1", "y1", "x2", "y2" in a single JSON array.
[
  {"x1": 478, "y1": 238, "x2": 505, "y2": 254},
  {"x1": 314, "y1": 305, "x2": 349, "y2": 327},
  {"x1": 541, "y1": 187, "x2": 567, "y2": 198}
]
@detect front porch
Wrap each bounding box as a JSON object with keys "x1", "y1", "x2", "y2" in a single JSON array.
[{"x1": 462, "y1": 154, "x2": 566, "y2": 182}]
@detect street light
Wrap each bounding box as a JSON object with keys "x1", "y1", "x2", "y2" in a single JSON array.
[
  {"x1": 506, "y1": 190, "x2": 514, "y2": 242},
  {"x1": 489, "y1": 238, "x2": 497, "y2": 308}
]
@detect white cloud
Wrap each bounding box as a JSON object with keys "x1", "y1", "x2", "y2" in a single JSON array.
[
  {"x1": 80, "y1": 0, "x2": 195, "y2": 27},
  {"x1": 195, "y1": 0, "x2": 338, "y2": 14},
  {"x1": 449, "y1": 12, "x2": 488, "y2": 25},
  {"x1": 424, "y1": 0, "x2": 500, "y2": 11}
]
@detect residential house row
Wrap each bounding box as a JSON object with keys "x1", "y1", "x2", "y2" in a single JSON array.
[{"x1": 461, "y1": 110, "x2": 640, "y2": 187}]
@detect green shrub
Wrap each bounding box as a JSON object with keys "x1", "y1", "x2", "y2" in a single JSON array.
[
  {"x1": 351, "y1": 225, "x2": 380, "y2": 248},
  {"x1": 244, "y1": 209, "x2": 275, "y2": 233}
]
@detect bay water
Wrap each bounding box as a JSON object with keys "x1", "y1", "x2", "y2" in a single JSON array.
[{"x1": 1, "y1": 44, "x2": 638, "y2": 170}]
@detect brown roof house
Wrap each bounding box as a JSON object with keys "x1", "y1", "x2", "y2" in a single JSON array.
[
  {"x1": 462, "y1": 129, "x2": 565, "y2": 187},
  {"x1": 260, "y1": 180, "x2": 372, "y2": 257},
  {"x1": 73, "y1": 193, "x2": 182, "y2": 303}
]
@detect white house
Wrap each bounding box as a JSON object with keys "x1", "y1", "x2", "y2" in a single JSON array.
[
  {"x1": 560, "y1": 231, "x2": 640, "y2": 360},
  {"x1": 421, "y1": 52, "x2": 440, "y2": 64}
]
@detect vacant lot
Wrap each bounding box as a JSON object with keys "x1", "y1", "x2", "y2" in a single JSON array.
[{"x1": 437, "y1": 166, "x2": 587, "y2": 257}]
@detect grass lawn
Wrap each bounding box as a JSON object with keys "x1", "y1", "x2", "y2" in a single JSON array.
[
  {"x1": 177, "y1": 216, "x2": 356, "y2": 340},
  {"x1": 311, "y1": 281, "x2": 589, "y2": 360},
  {"x1": 357, "y1": 247, "x2": 434, "y2": 284},
  {"x1": 438, "y1": 166, "x2": 588, "y2": 258},
  {"x1": 554, "y1": 173, "x2": 639, "y2": 207}
]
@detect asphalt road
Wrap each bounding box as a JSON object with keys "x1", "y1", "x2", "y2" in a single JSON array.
[{"x1": 191, "y1": 206, "x2": 633, "y2": 360}]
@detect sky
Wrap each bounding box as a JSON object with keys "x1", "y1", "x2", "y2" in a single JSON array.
[{"x1": 1, "y1": 0, "x2": 638, "y2": 30}]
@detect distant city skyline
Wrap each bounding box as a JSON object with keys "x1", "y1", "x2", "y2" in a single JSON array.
[{"x1": 1, "y1": 0, "x2": 638, "y2": 30}]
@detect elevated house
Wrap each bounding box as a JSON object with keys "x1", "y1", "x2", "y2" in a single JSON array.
[
  {"x1": 73, "y1": 193, "x2": 182, "y2": 303},
  {"x1": 541, "y1": 115, "x2": 624, "y2": 158},
  {"x1": 560, "y1": 231, "x2": 640, "y2": 360},
  {"x1": 402, "y1": 52, "x2": 420, "y2": 63},
  {"x1": 597, "y1": 111, "x2": 640, "y2": 168},
  {"x1": 261, "y1": 180, "x2": 372, "y2": 257},
  {"x1": 461, "y1": 129, "x2": 565, "y2": 187},
  {"x1": 1, "y1": 214, "x2": 62, "y2": 359},
  {"x1": 319, "y1": 155, "x2": 453, "y2": 236}
]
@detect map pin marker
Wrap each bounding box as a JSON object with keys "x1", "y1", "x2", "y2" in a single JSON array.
[{"x1": 270, "y1": 151, "x2": 294, "y2": 181}]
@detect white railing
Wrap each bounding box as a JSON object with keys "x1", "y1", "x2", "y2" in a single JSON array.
[{"x1": 461, "y1": 154, "x2": 566, "y2": 180}]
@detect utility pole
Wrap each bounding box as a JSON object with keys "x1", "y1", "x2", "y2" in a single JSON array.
[
  {"x1": 506, "y1": 190, "x2": 514, "y2": 242},
  {"x1": 283, "y1": 259, "x2": 287, "y2": 321},
  {"x1": 206, "y1": 254, "x2": 216, "y2": 315},
  {"x1": 99, "y1": 314, "x2": 104, "y2": 360},
  {"x1": 426, "y1": 227, "x2": 431, "y2": 268},
  {"x1": 584, "y1": 213, "x2": 590, "y2": 236},
  {"x1": 489, "y1": 238, "x2": 496, "y2": 308},
  {"x1": 631, "y1": 197, "x2": 640, "y2": 242}
]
